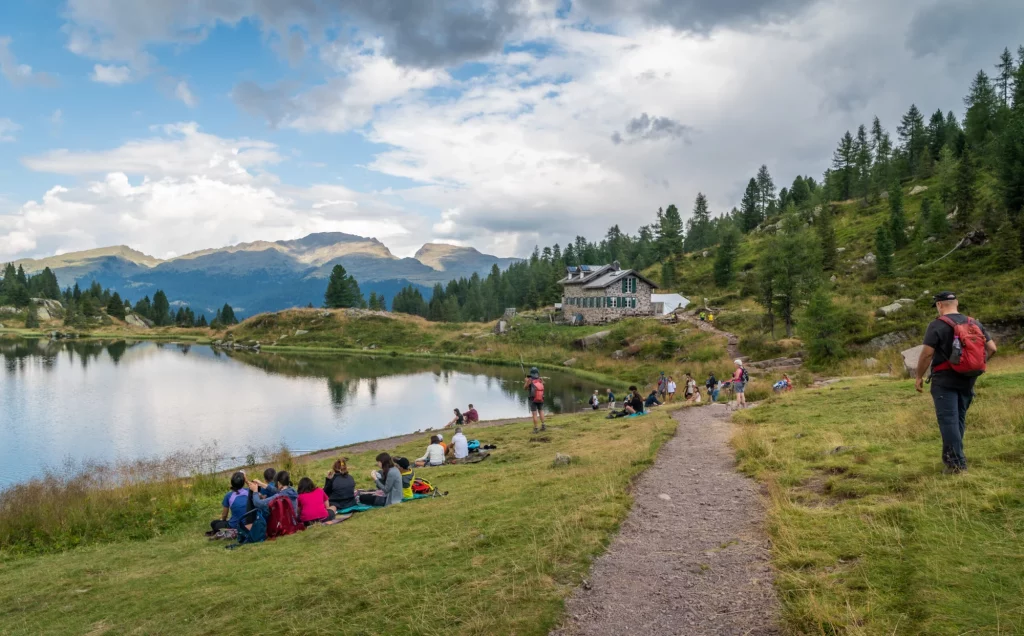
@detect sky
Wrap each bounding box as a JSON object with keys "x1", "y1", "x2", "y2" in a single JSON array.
[{"x1": 0, "y1": 0, "x2": 1020, "y2": 261}]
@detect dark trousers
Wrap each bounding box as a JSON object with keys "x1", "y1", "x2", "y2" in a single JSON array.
[
  {"x1": 359, "y1": 493, "x2": 386, "y2": 507},
  {"x1": 931, "y1": 384, "x2": 974, "y2": 470}
]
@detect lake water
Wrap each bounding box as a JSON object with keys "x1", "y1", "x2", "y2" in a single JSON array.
[{"x1": 0, "y1": 339, "x2": 600, "y2": 485}]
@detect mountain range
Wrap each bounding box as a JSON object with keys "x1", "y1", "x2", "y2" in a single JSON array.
[{"x1": 13, "y1": 233, "x2": 519, "y2": 316}]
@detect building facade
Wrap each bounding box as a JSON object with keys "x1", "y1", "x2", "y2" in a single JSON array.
[{"x1": 558, "y1": 262, "x2": 658, "y2": 323}]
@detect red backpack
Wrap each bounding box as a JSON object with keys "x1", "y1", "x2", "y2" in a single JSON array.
[
  {"x1": 531, "y1": 378, "x2": 545, "y2": 402},
  {"x1": 266, "y1": 497, "x2": 304, "y2": 540},
  {"x1": 933, "y1": 315, "x2": 987, "y2": 377}
]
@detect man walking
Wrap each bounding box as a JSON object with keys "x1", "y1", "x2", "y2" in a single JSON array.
[
  {"x1": 915, "y1": 292, "x2": 997, "y2": 474},
  {"x1": 524, "y1": 367, "x2": 546, "y2": 433}
]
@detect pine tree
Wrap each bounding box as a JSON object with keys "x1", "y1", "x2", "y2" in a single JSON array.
[
  {"x1": 713, "y1": 226, "x2": 740, "y2": 287},
  {"x1": 831, "y1": 131, "x2": 856, "y2": 200},
  {"x1": 756, "y1": 165, "x2": 775, "y2": 220},
  {"x1": 897, "y1": 104, "x2": 926, "y2": 175},
  {"x1": 953, "y1": 148, "x2": 977, "y2": 229},
  {"x1": 801, "y1": 289, "x2": 844, "y2": 367},
  {"x1": 996, "y1": 47, "x2": 1015, "y2": 108},
  {"x1": 817, "y1": 204, "x2": 838, "y2": 270},
  {"x1": 656, "y1": 204, "x2": 684, "y2": 257},
  {"x1": 106, "y1": 292, "x2": 126, "y2": 320},
  {"x1": 888, "y1": 180, "x2": 907, "y2": 248},
  {"x1": 875, "y1": 227, "x2": 895, "y2": 278},
  {"x1": 152, "y1": 290, "x2": 170, "y2": 326},
  {"x1": 740, "y1": 178, "x2": 761, "y2": 231},
  {"x1": 324, "y1": 264, "x2": 363, "y2": 308}
]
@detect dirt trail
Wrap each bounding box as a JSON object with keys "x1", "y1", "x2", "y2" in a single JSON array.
[
  {"x1": 678, "y1": 312, "x2": 742, "y2": 360},
  {"x1": 553, "y1": 405, "x2": 780, "y2": 636}
]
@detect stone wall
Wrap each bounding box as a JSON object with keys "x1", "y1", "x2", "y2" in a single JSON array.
[{"x1": 561, "y1": 277, "x2": 654, "y2": 324}]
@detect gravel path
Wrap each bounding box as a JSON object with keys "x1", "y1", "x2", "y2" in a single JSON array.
[{"x1": 553, "y1": 405, "x2": 780, "y2": 636}]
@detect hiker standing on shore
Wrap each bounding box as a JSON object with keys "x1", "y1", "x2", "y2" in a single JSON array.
[
  {"x1": 915, "y1": 292, "x2": 997, "y2": 474},
  {"x1": 525, "y1": 367, "x2": 547, "y2": 433}
]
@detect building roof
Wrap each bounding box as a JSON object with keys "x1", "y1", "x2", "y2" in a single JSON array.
[{"x1": 558, "y1": 262, "x2": 658, "y2": 290}]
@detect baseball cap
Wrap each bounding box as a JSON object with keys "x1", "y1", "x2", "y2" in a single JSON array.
[{"x1": 932, "y1": 291, "x2": 956, "y2": 306}]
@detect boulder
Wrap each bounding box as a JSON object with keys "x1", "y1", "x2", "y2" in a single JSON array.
[
  {"x1": 909, "y1": 185, "x2": 929, "y2": 196},
  {"x1": 574, "y1": 329, "x2": 612, "y2": 350},
  {"x1": 562, "y1": 358, "x2": 577, "y2": 367},
  {"x1": 868, "y1": 330, "x2": 913, "y2": 350},
  {"x1": 902, "y1": 345, "x2": 924, "y2": 376}
]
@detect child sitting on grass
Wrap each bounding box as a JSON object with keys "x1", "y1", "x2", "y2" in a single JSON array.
[
  {"x1": 208, "y1": 471, "x2": 249, "y2": 536},
  {"x1": 296, "y1": 477, "x2": 335, "y2": 526}
]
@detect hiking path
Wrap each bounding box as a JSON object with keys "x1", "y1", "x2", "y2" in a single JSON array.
[{"x1": 552, "y1": 405, "x2": 780, "y2": 635}]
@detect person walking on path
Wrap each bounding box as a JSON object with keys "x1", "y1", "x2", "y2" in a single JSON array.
[
  {"x1": 915, "y1": 292, "x2": 997, "y2": 474},
  {"x1": 731, "y1": 359, "x2": 747, "y2": 409},
  {"x1": 524, "y1": 367, "x2": 547, "y2": 433}
]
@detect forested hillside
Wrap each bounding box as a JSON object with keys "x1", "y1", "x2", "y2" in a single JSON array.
[{"x1": 408, "y1": 44, "x2": 1024, "y2": 367}]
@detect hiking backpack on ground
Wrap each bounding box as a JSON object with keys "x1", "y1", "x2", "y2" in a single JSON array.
[
  {"x1": 266, "y1": 496, "x2": 303, "y2": 540},
  {"x1": 933, "y1": 315, "x2": 987, "y2": 377}
]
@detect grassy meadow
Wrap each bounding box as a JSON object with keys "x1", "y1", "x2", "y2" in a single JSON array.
[
  {"x1": 733, "y1": 356, "x2": 1024, "y2": 635},
  {"x1": 0, "y1": 407, "x2": 678, "y2": 636}
]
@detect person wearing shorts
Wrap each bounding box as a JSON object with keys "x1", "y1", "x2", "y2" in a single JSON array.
[{"x1": 731, "y1": 359, "x2": 747, "y2": 408}]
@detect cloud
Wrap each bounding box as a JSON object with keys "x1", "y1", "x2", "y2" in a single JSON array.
[
  {"x1": 612, "y1": 113, "x2": 694, "y2": 144},
  {"x1": 0, "y1": 36, "x2": 58, "y2": 87},
  {"x1": 90, "y1": 63, "x2": 132, "y2": 84},
  {"x1": 0, "y1": 118, "x2": 20, "y2": 142},
  {"x1": 174, "y1": 80, "x2": 198, "y2": 107},
  {"x1": 22, "y1": 122, "x2": 281, "y2": 181}
]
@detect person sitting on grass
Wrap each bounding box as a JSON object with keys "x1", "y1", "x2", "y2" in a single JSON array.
[
  {"x1": 324, "y1": 459, "x2": 357, "y2": 512},
  {"x1": 415, "y1": 435, "x2": 446, "y2": 467},
  {"x1": 249, "y1": 470, "x2": 298, "y2": 515},
  {"x1": 446, "y1": 408, "x2": 465, "y2": 428},
  {"x1": 249, "y1": 467, "x2": 278, "y2": 498},
  {"x1": 394, "y1": 457, "x2": 415, "y2": 499},
  {"x1": 296, "y1": 477, "x2": 335, "y2": 526},
  {"x1": 358, "y1": 453, "x2": 404, "y2": 507},
  {"x1": 465, "y1": 404, "x2": 479, "y2": 423},
  {"x1": 209, "y1": 471, "x2": 250, "y2": 535},
  {"x1": 452, "y1": 427, "x2": 470, "y2": 461},
  {"x1": 624, "y1": 386, "x2": 645, "y2": 415}
]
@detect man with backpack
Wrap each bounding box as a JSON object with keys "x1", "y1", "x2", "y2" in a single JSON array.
[
  {"x1": 524, "y1": 367, "x2": 546, "y2": 433},
  {"x1": 915, "y1": 292, "x2": 997, "y2": 474}
]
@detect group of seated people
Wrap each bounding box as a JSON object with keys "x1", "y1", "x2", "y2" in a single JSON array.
[
  {"x1": 209, "y1": 452, "x2": 417, "y2": 537},
  {"x1": 415, "y1": 427, "x2": 474, "y2": 466}
]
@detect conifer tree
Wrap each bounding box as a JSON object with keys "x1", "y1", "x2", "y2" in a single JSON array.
[
  {"x1": 888, "y1": 180, "x2": 908, "y2": 248},
  {"x1": 953, "y1": 148, "x2": 977, "y2": 229},
  {"x1": 817, "y1": 204, "x2": 838, "y2": 271},
  {"x1": 875, "y1": 227, "x2": 895, "y2": 278},
  {"x1": 713, "y1": 226, "x2": 740, "y2": 287}
]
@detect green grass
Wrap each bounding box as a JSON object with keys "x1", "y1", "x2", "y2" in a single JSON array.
[
  {"x1": 0, "y1": 408, "x2": 679, "y2": 635},
  {"x1": 733, "y1": 358, "x2": 1024, "y2": 635}
]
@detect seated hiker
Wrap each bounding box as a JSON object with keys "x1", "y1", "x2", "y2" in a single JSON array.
[
  {"x1": 249, "y1": 470, "x2": 298, "y2": 515},
  {"x1": 624, "y1": 386, "x2": 645, "y2": 415},
  {"x1": 324, "y1": 459, "x2": 357, "y2": 512},
  {"x1": 394, "y1": 457, "x2": 415, "y2": 499},
  {"x1": 358, "y1": 453, "x2": 404, "y2": 507},
  {"x1": 296, "y1": 477, "x2": 335, "y2": 526},
  {"x1": 446, "y1": 408, "x2": 465, "y2": 428},
  {"x1": 209, "y1": 471, "x2": 250, "y2": 535},
  {"x1": 415, "y1": 435, "x2": 447, "y2": 467},
  {"x1": 644, "y1": 389, "x2": 662, "y2": 408},
  {"x1": 249, "y1": 467, "x2": 278, "y2": 498},
  {"x1": 465, "y1": 404, "x2": 479, "y2": 423},
  {"x1": 452, "y1": 427, "x2": 469, "y2": 460},
  {"x1": 589, "y1": 390, "x2": 601, "y2": 410}
]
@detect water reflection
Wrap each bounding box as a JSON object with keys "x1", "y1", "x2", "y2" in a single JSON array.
[{"x1": 0, "y1": 338, "x2": 600, "y2": 484}]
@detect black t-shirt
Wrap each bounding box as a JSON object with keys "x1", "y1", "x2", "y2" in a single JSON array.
[{"x1": 923, "y1": 313, "x2": 991, "y2": 390}]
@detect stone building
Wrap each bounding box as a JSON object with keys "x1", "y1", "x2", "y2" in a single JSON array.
[{"x1": 558, "y1": 262, "x2": 658, "y2": 324}]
